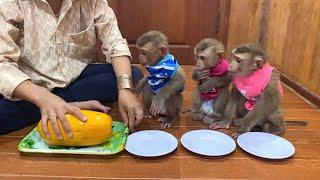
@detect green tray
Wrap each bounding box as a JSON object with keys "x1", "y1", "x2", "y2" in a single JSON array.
[{"x1": 17, "y1": 121, "x2": 128, "y2": 155}]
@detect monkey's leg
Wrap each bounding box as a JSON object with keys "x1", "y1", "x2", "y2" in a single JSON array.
[
  {"x1": 201, "y1": 100, "x2": 220, "y2": 125},
  {"x1": 209, "y1": 87, "x2": 240, "y2": 129},
  {"x1": 142, "y1": 84, "x2": 155, "y2": 118},
  {"x1": 233, "y1": 96, "x2": 248, "y2": 126},
  {"x1": 191, "y1": 89, "x2": 205, "y2": 121},
  {"x1": 263, "y1": 109, "x2": 285, "y2": 135},
  {"x1": 212, "y1": 87, "x2": 230, "y2": 121},
  {"x1": 160, "y1": 93, "x2": 183, "y2": 129}
]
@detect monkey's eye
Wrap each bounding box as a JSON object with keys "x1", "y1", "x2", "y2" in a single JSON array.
[
  {"x1": 232, "y1": 55, "x2": 242, "y2": 63},
  {"x1": 141, "y1": 50, "x2": 148, "y2": 56},
  {"x1": 199, "y1": 55, "x2": 207, "y2": 61}
]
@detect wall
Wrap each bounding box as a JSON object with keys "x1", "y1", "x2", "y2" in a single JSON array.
[{"x1": 226, "y1": 0, "x2": 320, "y2": 99}]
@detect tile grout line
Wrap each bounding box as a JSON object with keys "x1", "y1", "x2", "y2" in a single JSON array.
[
  {"x1": 3, "y1": 127, "x2": 320, "y2": 138},
  {"x1": 1, "y1": 153, "x2": 320, "y2": 161},
  {"x1": 0, "y1": 174, "x2": 179, "y2": 180}
]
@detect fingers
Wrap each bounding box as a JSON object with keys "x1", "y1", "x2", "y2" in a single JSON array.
[
  {"x1": 57, "y1": 110, "x2": 72, "y2": 138},
  {"x1": 119, "y1": 106, "x2": 129, "y2": 127},
  {"x1": 89, "y1": 101, "x2": 110, "y2": 113},
  {"x1": 49, "y1": 110, "x2": 62, "y2": 140},
  {"x1": 159, "y1": 102, "x2": 165, "y2": 115},
  {"x1": 128, "y1": 107, "x2": 136, "y2": 132},
  {"x1": 40, "y1": 113, "x2": 50, "y2": 138},
  {"x1": 71, "y1": 100, "x2": 111, "y2": 113},
  {"x1": 197, "y1": 69, "x2": 210, "y2": 80},
  {"x1": 134, "y1": 104, "x2": 143, "y2": 126},
  {"x1": 198, "y1": 69, "x2": 209, "y2": 76},
  {"x1": 150, "y1": 103, "x2": 155, "y2": 116},
  {"x1": 67, "y1": 106, "x2": 87, "y2": 122}
]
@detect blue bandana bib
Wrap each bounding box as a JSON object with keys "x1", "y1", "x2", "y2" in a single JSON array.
[{"x1": 146, "y1": 54, "x2": 180, "y2": 94}]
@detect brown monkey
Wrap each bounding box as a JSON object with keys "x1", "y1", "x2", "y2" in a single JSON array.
[
  {"x1": 191, "y1": 38, "x2": 232, "y2": 125},
  {"x1": 135, "y1": 31, "x2": 185, "y2": 129},
  {"x1": 210, "y1": 43, "x2": 285, "y2": 138}
]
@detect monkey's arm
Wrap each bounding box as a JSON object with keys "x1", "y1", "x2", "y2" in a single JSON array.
[
  {"x1": 134, "y1": 76, "x2": 148, "y2": 95},
  {"x1": 198, "y1": 72, "x2": 233, "y2": 93},
  {"x1": 150, "y1": 67, "x2": 185, "y2": 115},
  {"x1": 238, "y1": 72, "x2": 281, "y2": 133},
  {"x1": 192, "y1": 69, "x2": 199, "y2": 81},
  {"x1": 209, "y1": 86, "x2": 241, "y2": 129}
]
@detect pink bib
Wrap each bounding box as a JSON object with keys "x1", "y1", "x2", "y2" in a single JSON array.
[
  {"x1": 233, "y1": 63, "x2": 283, "y2": 110},
  {"x1": 199, "y1": 59, "x2": 229, "y2": 101}
]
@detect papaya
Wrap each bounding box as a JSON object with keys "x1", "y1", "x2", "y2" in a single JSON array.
[{"x1": 37, "y1": 110, "x2": 112, "y2": 146}]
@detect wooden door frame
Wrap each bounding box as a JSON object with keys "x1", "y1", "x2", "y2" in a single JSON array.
[{"x1": 217, "y1": 0, "x2": 231, "y2": 47}]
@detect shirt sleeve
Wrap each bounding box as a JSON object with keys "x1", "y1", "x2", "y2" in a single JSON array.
[
  {"x1": 0, "y1": 1, "x2": 30, "y2": 99},
  {"x1": 94, "y1": 0, "x2": 131, "y2": 63}
]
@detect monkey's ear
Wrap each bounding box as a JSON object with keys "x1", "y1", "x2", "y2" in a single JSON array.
[
  {"x1": 215, "y1": 44, "x2": 225, "y2": 59},
  {"x1": 217, "y1": 52, "x2": 225, "y2": 59},
  {"x1": 160, "y1": 46, "x2": 168, "y2": 56},
  {"x1": 255, "y1": 56, "x2": 265, "y2": 69}
]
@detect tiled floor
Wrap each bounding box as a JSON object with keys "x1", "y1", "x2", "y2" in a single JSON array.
[{"x1": 1, "y1": 65, "x2": 320, "y2": 179}]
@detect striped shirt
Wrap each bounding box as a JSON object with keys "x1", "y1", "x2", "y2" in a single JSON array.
[{"x1": 146, "y1": 54, "x2": 180, "y2": 94}]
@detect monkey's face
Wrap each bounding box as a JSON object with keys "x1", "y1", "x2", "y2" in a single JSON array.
[
  {"x1": 138, "y1": 42, "x2": 166, "y2": 66},
  {"x1": 229, "y1": 52, "x2": 264, "y2": 77},
  {"x1": 194, "y1": 47, "x2": 220, "y2": 70}
]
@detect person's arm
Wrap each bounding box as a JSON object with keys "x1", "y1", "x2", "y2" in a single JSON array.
[
  {"x1": 0, "y1": 2, "x2": 108, "y2": 138},
  {"x1": 112, "y1": 58, "x2": 143, "y2": 131},
  {"x1": 0, "y1": 1, "x2": 30, "y2": 99},
  {"x1": 94, "y1": 0, "x2": 143, "y2": 131}
]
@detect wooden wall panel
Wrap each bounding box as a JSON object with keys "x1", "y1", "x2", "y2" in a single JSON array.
[
  {"x1": 226, "y1": 0, "x2": 263, "y2": 55},
  {"x1": 227, "y1": 0, "x2": 320, "y2": 100},
  {"x1": 104, "y1": 0, "x2": 229, "y2": 64}
]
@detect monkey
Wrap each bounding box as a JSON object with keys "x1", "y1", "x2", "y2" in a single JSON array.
[
  {"x1": 191, "y1": 38, "x2": 232, "y2": 126},
  {"x1": 209, "y1": 43, "x2": 287, "y2": 138},
  {"x1": 134, "y1": 31, "x2": 185, "y2": 129}
]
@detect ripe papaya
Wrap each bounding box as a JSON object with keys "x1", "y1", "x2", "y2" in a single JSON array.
[{"x1": 37, "y1": 110, "x2": 112, "y2": 146}]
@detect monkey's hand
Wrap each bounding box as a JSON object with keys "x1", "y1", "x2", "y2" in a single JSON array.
[
  {"x1": 150, "y1": 96, "x2": 166, "y2": 116},
  {"x1": 157, "y1": 117, "x2": 172, "y2": 130},
  {"x1": 203, "y1": 116, "x2": 216, "y2": 125},
  {"x1": 233, "y1": 118, "x2": 243, "y2": 126},
  {"x1": 191, "y1": 110, "x2": 205, "y2": 121},
  {"x1": 231, "y1": 131, "x2": 242, "y2": 138},
  {"x1": 231, "y1": 125, "x2": 251, "y2": 138},
  {"x1": 209, "y1": 120, "x2": 232, "y2": 129},
  {"x1": 193, "y1": 69, "x2": 210, "y2": 82}
]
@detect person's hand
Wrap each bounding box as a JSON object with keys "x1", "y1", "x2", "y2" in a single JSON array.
[
  {"x1": 34, "y1": 91, "x2": 86, "y2": 140},
  {"x1": 118, "y1": 89, "x2": 143, "y2": 132},
  {"x1": 70, "y1": 100, "x2": 110, "y2": 113},
  {"x1": 35, "y1": 91, "x2": 110, "y2": 139}
]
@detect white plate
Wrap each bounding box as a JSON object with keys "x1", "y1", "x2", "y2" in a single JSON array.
[
  {"x1": 237, "y1": 132, "x2": 295, "y2": 159},
  {"x1": 181, "y1": 130, "x2": 236, "y2": 156},
  {"x1": 125, "y1": 130, "x2": 178, "y2": 157}
]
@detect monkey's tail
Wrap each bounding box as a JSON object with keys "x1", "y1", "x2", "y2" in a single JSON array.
[
  {"x1": 285, "y1": 120, "x2": 308, "y2": 126},
  {"x1": 181, "y1": 107, "x2": 191, "y2": 114}
]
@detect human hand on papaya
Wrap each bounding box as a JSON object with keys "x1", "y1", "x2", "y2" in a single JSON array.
[{"x1": 35, "y1": 91, "x2": 110, "y2": 140}]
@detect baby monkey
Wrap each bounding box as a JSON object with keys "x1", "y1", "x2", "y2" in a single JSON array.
[
  {"x1": 210, "y1": 43, "x2": 285, "y2": 138},
  {"x1": 135, "y1": 31, "x2": 185, "y2": 129},
  {"x1": 191, "y1": 38, "x2": 232, "y2": 125}
]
